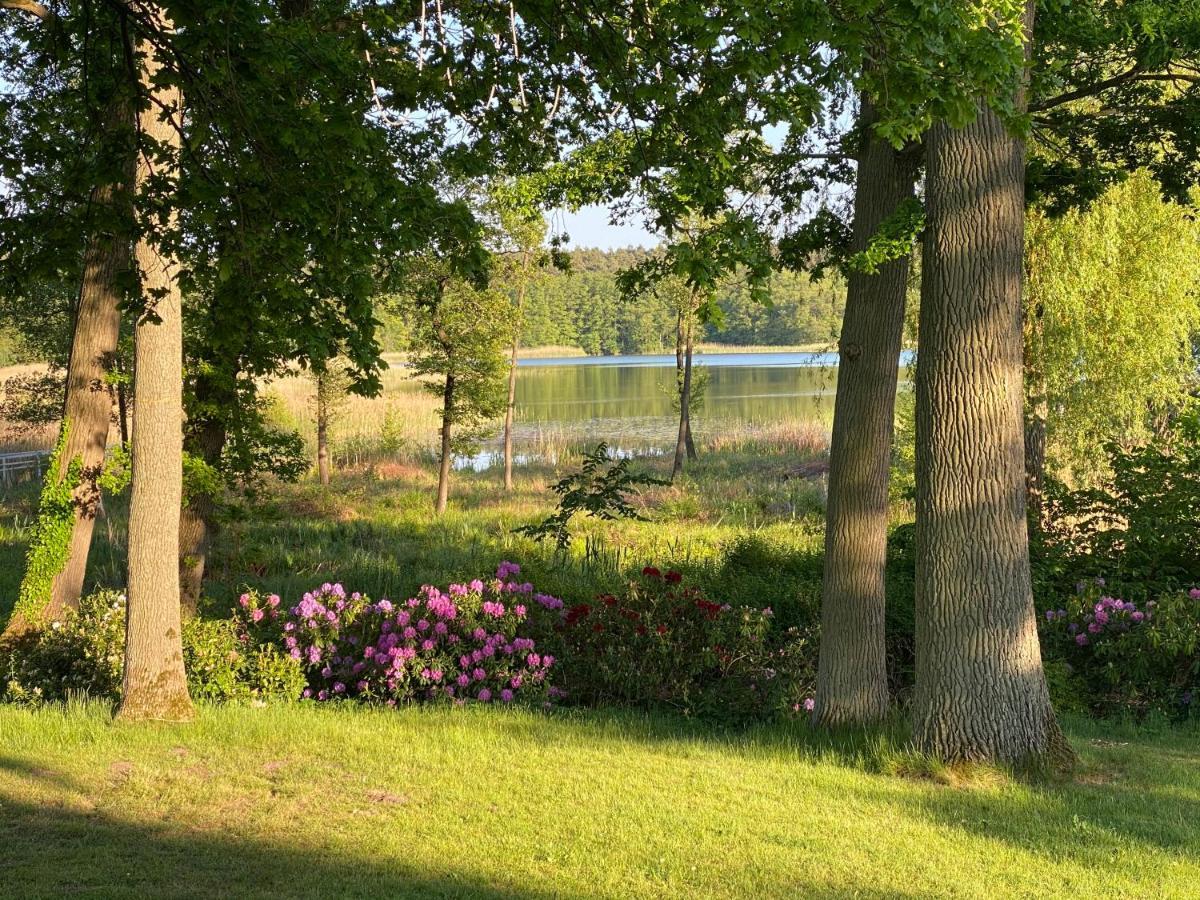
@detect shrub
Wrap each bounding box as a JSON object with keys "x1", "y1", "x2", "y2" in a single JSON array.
[
  {"x1": 1, "y1": 590, "x2": 125, "y2": 704},
  {"x1": 542, "y1": 566, "x2": 813, "y2": 721},
  {"x1": 1035, "y1": 407, "x2": 1200, "y2": 600},
  {"x1": 1, "y1": 590, "x2": 305, "y2": 705},
  {"x1": 242, "y1": 563, "x2": 559, "y2": 706},
  {"x1": 1039, "y1": 580, "x2": 1200, "y2": 718},
  {"x1": 183, "y1": 615, "x2": 306, "y2": 704}
]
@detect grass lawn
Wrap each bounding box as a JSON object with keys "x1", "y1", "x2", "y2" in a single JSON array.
[{"x1": 1, "y1": 703, "x2": 1198, "y2": 899}]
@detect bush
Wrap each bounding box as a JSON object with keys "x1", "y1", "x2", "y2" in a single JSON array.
[
  {"x1": 1, "y1": 590, "x2": 125, "y2": 704},
  {"x1": 1, "y1": 590, "x2": 305, "y2": 705},
  {"x1": 1035, "y1": 408, "x2": 1200, "y2": 600},
  {"x1": 183, "y1": 616, "x2": 306, "y2": 704},
  {"x1": 1039, "y1": 580, "x2": 1200, "y2": 719},
  {"x1": 240, "y1": 563, "x2": 558, "y2": 706},
  {"x1": 541, "y1": 566, "x2": 814, "y2": 721}
]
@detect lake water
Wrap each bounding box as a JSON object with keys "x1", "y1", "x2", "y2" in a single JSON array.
[{"x1": 458, "y1": 351, "x2": 913, "y2": 469}]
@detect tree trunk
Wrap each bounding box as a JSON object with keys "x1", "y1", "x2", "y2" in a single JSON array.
[
  {"x1": 912, "y1": 93, "x2": 1066, "y2": 763},
  {"x1": 435, "y1": 374, "x2": 455, "y2": 514},
  {"x1": 178, "y1": 385, "x2": 226, "y2": 616},
  {"x1": 316, "y1": 372, "x2": 331, "y2": 486},
  {"x1": 672, "y1": 318, "x2": 694, "y2": 481},
  {"x1": 503, "y1": 277, "x2": 527, "y2": 492},
  {"x1": 5, "y1": 106, "x2": 134, "y2": 636},
  {"x1": 1023, "y1": 302, "x2": 1049, "y2": 528},
  {"x1": 813, "y1": 99, "x2": 919, "y2": 727},
  {"x1": 684, "y1": 317, "x2": 697, "y2": 461},
  {"x1": 118, "y1": 11, "x2": 193, "y2": 722},
  {"x1": 116, "y1": 378, "x2": 130, "y2": 446}
]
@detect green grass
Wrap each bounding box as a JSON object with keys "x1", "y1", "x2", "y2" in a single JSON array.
[
  {"x1": 1, "y1": 702, "x2": 1198, "y2": 899},
  {"x1": 0, "y1": 436, "x2": 837, "y2": 625}
]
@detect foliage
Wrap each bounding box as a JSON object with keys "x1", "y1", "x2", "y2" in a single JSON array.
[
  {"x1": 239, "y1": 563, "x2": 558, "y2": 706},
  {"x1": 182, "y1": 617, "x2": 306, "y2": 705},
  {"x1": 1025, "y1": 172, "x2": 1200, "y2": 484},
  {"x1": 405, "y1": 271, "x2": 514, "y2": 455},
  {"x1": 516, "y1": 443, "x2": 669, "y2": 549},
  {"x1": 12, "y1": 423, "x2": 80, "y2": 625},
  {"x1": 544, "y1": 566, "x2": 812, "y2": 721},
  {"x1": 0, "y1": 589, "x2": 305, "y2": 706},
  {"x1": 1040, "y1": 581, "x2": 1200, "y2": 719},
  {"x1": 1036, "y1": 406, "x2": 1200, "y2": 600},
  {"x1": 1, "y1": 590, "x2": 125, "y2": 704},
  {"x1": 0, "y1": 369, "x2": 63, "y2": 438}
]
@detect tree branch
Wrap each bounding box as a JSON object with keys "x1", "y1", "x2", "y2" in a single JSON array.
[
  {"x1": 1033, "y1": 66, "x2": 1200, "y2": 112},
  {"x1": 0, "y1": 0, "x2": 51, "y2": 19}
]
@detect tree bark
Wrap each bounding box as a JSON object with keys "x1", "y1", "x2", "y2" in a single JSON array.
[
  {"x1": 912, "y1": 94, "x2": 1066, "y2": 763},
  {"x1": 116, "y1": 378, "x2": 130, "y2": 446},
  {"x1": 813, "y1": 99, "x2": 919, "y2": 727},
  {"x1": 316, "y1": 371, "x2": 331, "y2": 486},
  {"x1": 435, "y1": 373, "x2": 455, "y2": 514},
  {"x1": 503, "y1": 271, "x2": 528, "y2": 492},
  {"x1": 1023, "y1": 302, "x2": 1049, "y2": 528},
  {"x1": 4, "y1": 103, "x2": 135, "y2": 636},
  {"x1": 118, "y1": 10, "x2": 193, "y2": 722},
  {"x1": 45, "y1": 183, "x2": 128, "y2": 617},
  {"x1": 671, "y1": 317, "x2": 694, "y2": 481},
  {"x1": 178, "y1": 384, "x2": 226, "y2": 616}
]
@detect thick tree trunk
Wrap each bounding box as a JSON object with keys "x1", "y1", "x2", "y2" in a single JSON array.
[
  {"x1": 672, "y1": 319, "x2": 694, "y2": 481},
  {"x1": 813, "y1": 100, "x2": 919, "y2": 727},
  {"x1": 5, "y1": 105, "x2": 134, "y2": 636},
  {"x1": 118, "y1": 12, "x2": 193, "y2": 722},
  {"x1": 316, "y1": 372, "x2": 331, "y2": 486},
  {"x1": 435, "y1": 374, "x2": 455, "y2": 514},
  {"x1": 912, "y1": 96, "x2": 1065, "y2": 763},
  {"x1": 503, "y1": 279, "x2": 527, "y2": 492}
]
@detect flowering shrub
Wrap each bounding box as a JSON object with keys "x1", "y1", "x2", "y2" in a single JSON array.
[
  {"x1": 237, "y1": 563, "x2": 558, "y2": 706},
  {"x1": 543, "y1": 566, "x2": 813, "y2": 720},
  {"x1": 1, "y1": 590, "x2": 125, "y2": 704},
  {"x1": 1040, "y1": 579, "x2": 1200, "y2": 718}
]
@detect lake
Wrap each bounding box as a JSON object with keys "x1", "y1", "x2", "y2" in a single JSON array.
[{"x1": 459, "y1": 350, "x2": 913, "y2": 469}]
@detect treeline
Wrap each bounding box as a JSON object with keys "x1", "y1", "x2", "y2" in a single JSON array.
[{"x1": 378, "y1": 248, "x2": 847, "y2": 355}]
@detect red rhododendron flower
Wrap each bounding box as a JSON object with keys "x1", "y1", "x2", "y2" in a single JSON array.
[
  {"x1": 642, "y1": 566, "x2": 662, "y2": 578},
  {"x1": 656, "y1": 624, "x2": 668, "y2": 635},
  {"x1": 564, "y1": 603, "x2": 591, "y2": 625},
  {"x1": 665, "y1": 570, "x2": 682, "y2": 584}
]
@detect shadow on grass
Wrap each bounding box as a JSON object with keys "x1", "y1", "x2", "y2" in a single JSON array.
[
  {"x1": 0, "y1": 790, "x2": 574, "y2": 900},
  {"x1": 0, "y1": 774, "x2": 919, "y2": 900}
]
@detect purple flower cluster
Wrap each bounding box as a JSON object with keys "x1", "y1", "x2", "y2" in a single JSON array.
[
  {"x1": 239, "y1": 563, "x2": 561, "y2": 707},
  {"x1": 1045, "y1": 591, "x2": 1155, "y2": 647}
]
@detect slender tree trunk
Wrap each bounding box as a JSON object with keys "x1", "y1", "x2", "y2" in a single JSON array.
[
  {"x1": 813, "y1": 98, "x2": 919, "y2": 727},
  {"x1": 116, "y1": 378, "x2": 130, "y2": 446},
  {"x1": 912, "y1": 84, "x2": 1067, "y2": 763},
  {"x1": 503, "y1": 277, "x2": 527, "y2": 492},
  {"x1": 435, "y1": 374, "x2": 455, "y2": 514},
  {"x1": 672, "y1": 318, "x2": 694, "y2": 481},
  {"x1": 118, "y1": 11, "x2": 193, "y2": 722},
  {"x1": 1023, "y1": 302, "x2": 1049, "y2": 528},
  {"x1": 316, "y1": 372, "x2": 331, "y2": 486},
  {"x1": 178, "y1": 385, "x2": 226, "y2": 616}
]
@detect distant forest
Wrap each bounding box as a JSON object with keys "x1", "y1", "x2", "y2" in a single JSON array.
[
  {"x1": 0, "y1": 248, "x2": 848, "y2": 366},
  {"x1": 380, "y1": 248, "x2": 847, "y2": 356}
]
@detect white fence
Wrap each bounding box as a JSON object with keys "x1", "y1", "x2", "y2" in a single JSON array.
[{"x1": 0, "y1": 450, "x2": 51, "y2": 487}]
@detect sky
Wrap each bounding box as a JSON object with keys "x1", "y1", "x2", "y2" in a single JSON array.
[{"x1": 551, "y1": 205, "x2": 660, "y2": 251}]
